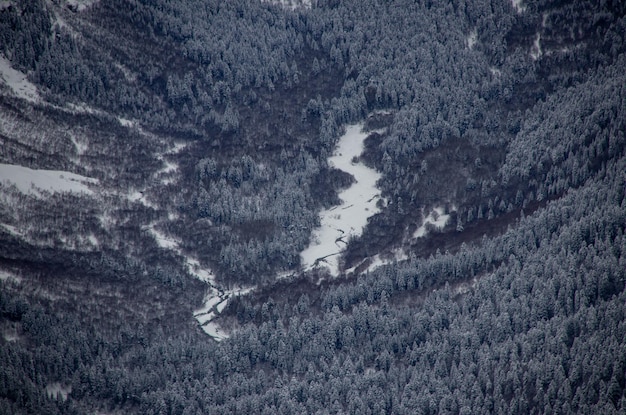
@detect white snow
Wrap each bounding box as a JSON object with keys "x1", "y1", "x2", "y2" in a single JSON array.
[
  {"x1": 262, "y1": 0, "x2": 311, "y2": 10},
  {"x1": 68, "y1": 132, "x2": 89, "y2": 155},
  {"x1": 0, "y1": 163, "x2": 97, "y2": 196},
  {"x1": 66, "y1": 0, "x2": 98, "y2": 12},
  {"x1": 0, "y1": 1, "x2": 13, "y2": 11},
  {"x1": 0, "y1": 223, "x2": 22, "y2": 237},
  {"x1": 66, "y1": 102, "x2": 101, "y2": 116},
  {"x1": 87, "y1": 234, "x2": 99, "y2": 247},
  {"x1": 511, "y1": 0, "x2": 526, "y2": 13},
  {"x1": 167, "y1": 142, "x2": 188, "y2": 154},
  {"x1": 300, "y1": 124, "x2": 384, "y2": 276},
  {"x1": 0, "y1": 269, "x2": 21, "y2": 283},
  {"x1": 530, "y1": 33, "x2": 543, "y2": 60},
  {"x1": 45, "y1": 383, "x2": 71, "y2": 401},
  {"x1": 413, "y1": 207, "x2": 451, "y2": 238},
  {"x1": 201, "y1": 321, "x2": 228, "y2": 341},
  {"x1": 127, "y1": 190, "x2": 156, "y2": 208},
  {"x1": 148, "y1": 227, "x2": 179, "y2": 250},
  {"x1": 0, "y1": 55, "x2": 40, "y2": 103},
  {"x1": 2, "y1": 330, "x2": 20, "y2": 342},
  {"x1": 467, "y1": 30, "x2": 478, "y2": 50},
  {"x1": 118, "y1": 117, "x2": 134, "y2": 128}
]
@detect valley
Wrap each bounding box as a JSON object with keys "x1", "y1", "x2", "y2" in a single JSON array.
[{"x1": 0, "y1": 0, "x2": 625, "y2": 413}]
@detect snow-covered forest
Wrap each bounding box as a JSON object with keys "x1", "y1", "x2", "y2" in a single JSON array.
[{"x1": 1, "y1": 0, "x2": 625, "y2": 413}]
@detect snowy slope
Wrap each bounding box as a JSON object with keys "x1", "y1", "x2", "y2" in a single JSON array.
[{"x1": 0, "y1": 163, "x2": 97, "y2": 196}]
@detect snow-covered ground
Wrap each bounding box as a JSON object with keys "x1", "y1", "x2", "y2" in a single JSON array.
[
  {"x1": 0, "y1": 55, "x2": 40, "y2": 103},
  {"x1": 300, "y1": 124, "x2": 384, "y2": 276},
  {"x1": 413, "y1": 207, "x2": 451, "y2": 238},
  {"x1": 0, "y1": 163, "x2": 98, "y2": 196}
]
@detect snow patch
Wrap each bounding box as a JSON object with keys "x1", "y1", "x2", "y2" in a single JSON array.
[
  {"x1": 87, "y1": 234, "x2": 99, "y2": 247},
  {"x1": 118, "y1": 117, "x2": 134, "y2": 128},
  {"x1": 0, "y1": 1, "x2": 13, "y2": 11},
  {"x1": 0, "y1": 269, "x2": 21, "y2": 283},
  {"x1": 0, "y1": 163, "x2": 97, "y2": 196},
  {"x1": 45, "y1": 383, "x2": 71, "y2": 401},
  {"x1": 201, "y1": 321, "x2": 228, "y2": 341},
  {"x1": 0, "y1": 223, "x2": 22, "y2": 237},
  {"x1": 66, "y1": 0, "x2": 98, "y2": 12},
  {"x1": 530, "y1": 33, "x2": 543, "y2": 60},
  {"x1": 68, "y1": 132, "x2": 89, "y2": 155},
  {"x1": 2, "y1": 330, "x2": 20, "y2": 342},
  {"x1": 167, "y1": 142, "x2": 188, "y2": 154},
  {"x1": 511, "y1": 0, "x2": 526, "y2": 13},
  {"x1": 300, "y1": 124, "x2": 384, "y2": 276},
  {"x1": 467, "y1": 29, "x2": 477, "y2": 50},
  {"x1": 346, "y1": 247, "x2": 408, "y2": 275},
  {"x1": 0, "y1": 55, "x2": 40, "y2": 103},
  {"x1": 127, "y1": 190, "x2": 156, "y2": 209},
  {"x1": 262, "y1": 0, "x2": 311, "y2": 10},
  {"x1": 148, "y1": 227, "x2": 179, "y2": 250},
  {"x1": 413, "y1": 207, "x2": 451, "y2": 238}
]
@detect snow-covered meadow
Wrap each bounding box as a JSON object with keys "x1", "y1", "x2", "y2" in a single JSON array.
[
  {"x1": 300, "y1": 124, "x2": 384, "y2": 276},
  {"x1": 0, "y1": 163, "x2": 98, "y2": 196},
  {"x1": 0, "y1": 55, "x2": 40, "y2": 103}
]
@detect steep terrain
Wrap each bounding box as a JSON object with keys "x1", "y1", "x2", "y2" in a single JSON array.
[{"x1": 1, "y1": 0, "x2": 625, "y2": 413}]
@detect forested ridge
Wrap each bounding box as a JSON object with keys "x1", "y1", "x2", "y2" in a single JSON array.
[{"x1": 0, "y1": 0, "x2": 625, "y2": 413}]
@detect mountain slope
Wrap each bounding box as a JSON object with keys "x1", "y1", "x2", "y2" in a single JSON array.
[{"x1": 1, "y1": 0, "x2": 625, "y2": 413}]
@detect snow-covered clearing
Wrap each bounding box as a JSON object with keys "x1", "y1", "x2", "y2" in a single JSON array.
[
  {"x1": 300, "y1": 124, "x2": 384, "y2": 276},
  {"x1": 0, "y1": 55, "x2": 40, "y2": 103},
  {"x1": 0, "y1": 163, "x2": 98, "y2": 196},
  {"x1": 413, "y1": 207, "x2": 451, "y2": 238}
]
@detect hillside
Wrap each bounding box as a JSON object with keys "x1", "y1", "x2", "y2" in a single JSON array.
[{"x1": 1, "y1": 0, "x2": 625, "y2": 413}]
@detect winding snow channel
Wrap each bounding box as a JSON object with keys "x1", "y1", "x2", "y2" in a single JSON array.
[{"x1": 300, "y1": 124, "x2": 385, "y2": 276}]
